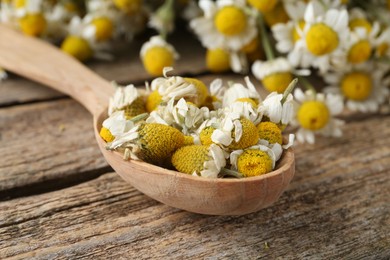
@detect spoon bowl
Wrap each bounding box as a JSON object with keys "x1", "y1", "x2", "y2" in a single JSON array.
[{"x1": 0, "y1": 25, "x2": 295, "y2": 215}]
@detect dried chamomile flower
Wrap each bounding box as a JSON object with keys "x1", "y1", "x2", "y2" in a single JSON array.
[
  {"x1": 211, "y1": 115, "x2": 259, "y2": 151},
  {"x1": 230, "y1": 144, "x2": 281, "y2": 177},
  {"x1": 257, "y1": 121, "x2": 283, "y2": 145},
  {"x1": 222, "y1": 76, "x2": 261, "y2": 108},
  {"x1": 108, "y1": 123, "x2": 185, "y2": 166},
  {"x1": 190, "y1": 0, "x2": 257, "y2": 52},
  {"x1": 99, "y1": 110, "x2": 135, "y2": 142},
  {"x1": 172, "y1": 144, "x2": 226, "y2": 178},
  {"x1": 293, "y1": 88, "x2": 344, "y2": 144},
  {"x1": 147, "y1": 98, "x2": 208, "y2": 135},
  {"x1": 259, "y1": 91, "x2": 294, "y2": 127},
  {"x1": 140, "y1": 36, "x2": 178, "y2": 76},
  {"x1": 108, "y1": 83, "x2": 146, "y2": 119},
  {"x1": 147, "y1": 68, "x2": 206, "y2": 109}
]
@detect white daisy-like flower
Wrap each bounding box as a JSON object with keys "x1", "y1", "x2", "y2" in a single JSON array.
[
  {"x1": 149, "y1": 67, "x2": 198, "y2": 103},
  {"x1": 108, "y1": 84, "x2": 140, "y2": 115},
  {"x1": 293, "y1": 88, "x2": 344, "y2": 144},
  {"x1": 374, "y1": 27, "x2": 390, "y2": 58},
  {"x1": 225, "y1": 101, "x2": 263, "y2": 126},
  {"x1": 82, "y1": 11, "x2": 118, "y2": 43},
  {"x1": 182, "y1": 0, "x2": 203, "y2": 21},
  {"x1": 229, "y1": 144, "x2": 281, "y2": 177},
  {"x1": 102, "y1": 110, "x2": 136, "y2": 140},
  {"x1": 222, "y1": 76, "x2": 261, "y2": 107},
  {"x1": 323, "y1": 63, "x2": 390, "y2": 113},
  {"x1": 259, "y1": 91, "x2": 295, "y2": 125},
  {"x1": 289, "y1": 2, "x2": 350, "y2": 73},
  {"x1": 194, "y1": 144, "x2": 226, "y2": 178},
  {"x1": 190, "y1": 0, "x2": 257, "y2": 51},
  {"x1": 211, "y1": 114, "x2": 241, "y2": 147},
  {"x1": 147, "y1": 98, "x2": 208, "y2": 135},
  {"x1": 15, "y1": 0, "x2": 43, "y2": 17},
  {"x1": 140, "y1": 37, "x2": 179, "y2": 76}
]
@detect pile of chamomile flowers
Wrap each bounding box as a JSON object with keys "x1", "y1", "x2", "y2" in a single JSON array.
[{"x1": 99, "y1": 68, "x2": 295, "y2": 179}]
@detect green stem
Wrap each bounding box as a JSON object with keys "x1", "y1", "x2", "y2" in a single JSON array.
[
  {"x1": 282, "y1": 78, "x2": 298, "y2": 104},
  {"x1": 297, "y1": 76, "x2": 316, "y2": 94},
  {"x1": 258, "y1": 13, "x2": 275, "y2": 61},
  {"x1": 220, "y1": 168, "x2": 243, "y2": 178},
  {"x1": 130, "y1": 113, "x2": 148, "y2": 123},
  {"x1": 156, "y1": 0, "x2": 175, "y2": 39}
]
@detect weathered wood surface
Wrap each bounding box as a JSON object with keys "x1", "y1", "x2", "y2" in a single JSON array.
[{"x1": 1, "y1": 32, "x2": 389, "y2": 258}]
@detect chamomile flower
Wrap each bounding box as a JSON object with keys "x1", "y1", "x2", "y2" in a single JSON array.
[
  {"x1": 82, "y1": 12, "x2": 117, "y2": 43},
  {"x1": 190, "y1": 0, "x2": 257, "y2": 51},
  {"x1": 230, "y1": 144, "x2": 281, "y2": 177},
  {"x1": 289, "y1": 2, "x2": 349, "y2": 73},
  {"x1": 61, "y1": 16, "x2": 111, "y2": 61},
  {"x1": 17, "y1": 0, "x2": 46, "y2": 37},
  {"x1": 323, "y1": 63, "x2": 390, "y2": 113},
  {"x1": 259, "y1": 91, "x2": 295, "y2": 126},
  {"x1": 293, "y1": 88, "x2": 344, "y2": 144},
  {"x1": 140, "y1": 36, "x2": 179, "y2": 76},
  {"x1": 252, "y1": 57, "x2": 295, "y2": 93},
  {"x1": 99, "y1": 110, "x2": 135, "y2": 142},
  {"x1": 374, "y1": 27, "x2": 390, "y2": 58},
  {"x1": 147, "y1": 98, "x2": 208, "y2": 135},
  {"x1": 108, "y1": 84, "x2": 146, "y2": 118},
  {"x1": 222, "y1": 76, "x2": 261, "y2": 107},
  {"x1": 108, "y1": 122, "x2": 185, "y2": 166},
  {"x1": 172, "y1": 144, "x2": 226, "y2": 178},
  {"x1": 148, "y1": 0, "x2": 175, "y2": 36},
  {"x1": 148, "y1": 68, "x2": 207, "y2": 108}
]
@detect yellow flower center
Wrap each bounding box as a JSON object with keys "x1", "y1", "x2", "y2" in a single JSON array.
[
  {"x1": 184, "y1": 78, "x2": 209, "y2": 106},
  {"x1": 237, "y1": 149, "x2": 273, "y2": 177},
  {"x1": 206, "y1": 48, "x2": 231, "y2": 73},
  {"x1": 292, "y1": 20, "x2": 306, "y2": 43},
  {"x1": 263, "y1": 2, "x2": 289, "y2": 27},
  {"x1": 113, "y1": 0, "x2": 142, "y2": 14},
  {"x1": 61, "y1": 36, "x2": 93, "y2": 62},
  {"x1": 341, "y1": 72, "x2": 372, "y2": 101},
  {"x1": 247, "y1": 0, "x2": 278, "y2": 13},
  {"x1": 183, "y1": 135, "x2": 195, "y2": 146},
  {"x1": 306, "y1": 23, "x2": 339, "y2": 56},
  {"x1": 172, "y1": 145, "x2": 210, "y2": 175},
  {"x1": 14, "y1": 0, "x2": 25, "y2": 8},
  {"x1": 122, "y1": 97, "x2": 146, "y2": 119},
  {"x1": 214, "y1": 6, "x2": 247, "y2": 36},
  {"x1": 91, "y1": 17, "x2": 114, "y2": 41},
  {"x1": 19, "y1": 13, "x2": 46, "y2": 36},
  {"x1": 143, "y1": 46, "x2": 174, "y2": 76},
  {"x1": 257, "y1": 121, "x2": 283, "y2": 144},
  {"x1": 347, "y1": 40, "x2": 371, "y2": 64},
  {"x1": 376, "y1": 43, "x2": 389, "y2": 57},
  {"x1": 229, "y1": 118, "x2": 259, "y2": 150},
  {"x1": 262, "y1": 72, "x2": 293, "y2": 93},
  {"x1": 200, "y1": 126, "x2": 216, "y2": 146},
  {"x1": 99, "y1": 127, "x2": 115, "y2": 142},
  {"x1": 138, "y1": 123, "x2": 184, "y2": 166},
  {"x1": 349, "y1": 18, "x2": 372, "y2": 33},
  {"x1": 297, "y1": 101, "x2": 330, "y2": 130},
  {"x1": 145, "y1": 90, "x2": 162, "y2": 112},
  {"x1": 235, "y1": 97, "x2": 258, "y2": 108}
]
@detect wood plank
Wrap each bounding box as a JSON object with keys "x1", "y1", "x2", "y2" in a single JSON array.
[
  {"x1": 0, "y1": 99, "x2": 109, "y2": 197},
  {"x1": 0, "y1": 116, "x2": 389, "y2": 259}
]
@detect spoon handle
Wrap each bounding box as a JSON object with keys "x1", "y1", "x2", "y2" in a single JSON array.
[{"x1": 0, "y1": 24, "x2": 114, "y2": 116}]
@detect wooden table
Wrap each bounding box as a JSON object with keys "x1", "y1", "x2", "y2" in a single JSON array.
[{"x1": 1, "y1": 34, "x2": 389, "y2": 259}]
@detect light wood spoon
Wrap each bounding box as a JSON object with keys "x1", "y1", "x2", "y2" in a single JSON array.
[{"x1": 0, "y1": 25, "x2": 295, "y2": 215}]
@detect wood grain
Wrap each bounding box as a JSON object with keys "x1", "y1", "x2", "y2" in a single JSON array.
[
  {"x1": 0, "y1": 99, "x2": 109, "y2": 197},
  {"x1": 0, "y1": 114, "x2": 389, "y2": 258}
]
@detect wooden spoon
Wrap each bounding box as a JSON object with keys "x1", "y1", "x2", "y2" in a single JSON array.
[{"x1": 0, "y1": 25, "x2": 295, "y2": 215}]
